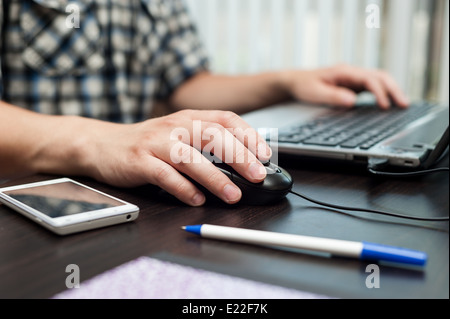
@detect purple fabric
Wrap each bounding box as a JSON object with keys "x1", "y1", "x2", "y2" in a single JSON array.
[{"x1": 53, "y1": 256, "x2": 330, "y2": 299}]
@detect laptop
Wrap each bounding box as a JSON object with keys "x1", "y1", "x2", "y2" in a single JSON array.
[{"x1": 242, "y1": 93, "x2": 449, "y2": 170}]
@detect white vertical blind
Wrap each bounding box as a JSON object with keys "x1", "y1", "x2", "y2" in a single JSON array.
[
  {"x1": 409, "y1": 1, "x2": 432, "y2": 100},
  {"x1": 363, "y1": 0, "x2": 383, "y2": 68},
  {"x1": 185, "y1": 0, "x2": 449, "y2": 104},
  {"x1": 439, "y1": 0, "x2": 449, "y2": 104},
  {"x1": 226, "y1": 0, "x2": 239, "y2": 74},
  {"x1": 341, "y1": 0, "x2": 359, "y2": 65},
  {"x1": 270, "y1": 0, "x2": 285, "y2": 70},
  {"x1": 293, "y1": 0, "x2": 309, "y2": 68},
  {"x1": 248, "y1": 0, "x2": 262, "y2": 73},
  {"x1": 386, "y1": 0, "x2": 415, "y2": 93},
  {"x1": 317, "y1": 0, "x2": 335, "y2": 66},
  {"x1": 204, "y1": 0, "x2": 218, "y2": 65}
]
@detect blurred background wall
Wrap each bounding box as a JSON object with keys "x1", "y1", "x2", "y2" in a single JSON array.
[{"x1": 185, "y1": 0, "x2": 449, "y2": 104}]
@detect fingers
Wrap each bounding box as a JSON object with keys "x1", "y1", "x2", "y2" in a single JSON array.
[
  {"x1": 196, "y1": 121, "x2": 267, "y2": 183},
  {"x1": 145, "y1": 156, "x2": 206, "y2": 206},
  {"x1": 310, "y1": 82, "x2": 358, "y2": 108},
  {"x1": 175, "y1": 110, "x2": 270, "y2": 182},
  {"x1": 138, "y1": 150, "x2": 243, "y2": 206},
  {"x1": 187, "y1": 110, "x2": 273, "y2": 162},
  {"x1": 375, "y1": 71, "x2": 410, "y2": 108},
  {"x1": 328, "y1": 65, "x2": 410, "y2": 109},
  {"x1": 146, "y1": 110, "x2": 272, "y2": 206},
  {"x1": 362, "y1": 76, "x2": 391, "y2": 110},
  {"x1": 149, "y1": 147, "x2": 245, "y2": 205},
  {"x1": 171, "y1": 146, "x2": 243, "y2": 204}
]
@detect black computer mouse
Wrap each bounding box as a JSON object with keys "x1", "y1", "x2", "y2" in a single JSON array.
[{"x1": 207, "y1": 161, "x2": 293, "y2": 205}]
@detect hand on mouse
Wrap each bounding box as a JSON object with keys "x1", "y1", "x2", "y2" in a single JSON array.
[
  {"x1": 279, "y1": 64, "x2": 410, "y2": 109},
  {"x1": 1, "y1": 103, "x2": 271, "y2": 206},
  {"x1": 82, "y1": 110, "x2": 272, "y2": 206}
]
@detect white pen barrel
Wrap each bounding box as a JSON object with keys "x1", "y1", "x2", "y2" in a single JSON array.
[{"x1": 200, "y1": 225, "x2": 363, "y2": 258}]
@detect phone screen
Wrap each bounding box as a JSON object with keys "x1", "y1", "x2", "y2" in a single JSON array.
[{"x1": 3, "y1": 181, "x2": 125, "y2": 218}]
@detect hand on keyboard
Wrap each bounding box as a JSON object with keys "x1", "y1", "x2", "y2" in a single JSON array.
[{"x1": 280, "y1": 64, "x2": 410, "y2": 109}]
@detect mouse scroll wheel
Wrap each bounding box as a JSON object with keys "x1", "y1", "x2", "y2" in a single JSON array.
[{"x1": 262, "y1": 161, "x2": 282, "y2": 174}]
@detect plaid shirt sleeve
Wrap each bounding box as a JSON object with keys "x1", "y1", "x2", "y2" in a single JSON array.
[
  {"x1": 141, "y1": 0, "x2": 210, "y2": 99},
  {"x1": 0, "y1": 0, "x2": 209, "y2": 123}
]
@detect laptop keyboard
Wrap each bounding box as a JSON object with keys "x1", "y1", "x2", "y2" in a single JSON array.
[{"x1": 275, "y1": 101, "x2": 437, "y2": 150}]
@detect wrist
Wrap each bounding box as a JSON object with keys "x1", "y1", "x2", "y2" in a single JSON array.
[
  {"x1": 276, "y1": 70, "x2": 302, "y2": 100},
  {"x1": 31, "y1": 116, "x2": 106, "y2": 178},
  {"x1": 254, "y1": 70, "x2": 296, "y2": 106}
]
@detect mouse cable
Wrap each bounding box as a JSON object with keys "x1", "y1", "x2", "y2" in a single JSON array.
[
  {"x1": 288, "y1": 190, "x2": 449, "y2": 222},
  {"x1": 367, "y1": 146, "x2": 449, "y2": 177}
]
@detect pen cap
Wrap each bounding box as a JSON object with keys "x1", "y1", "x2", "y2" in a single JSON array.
[
  {"x1": 360, "y1": 242, "x2": 427, "y2": 266},
  {"x1": 183, "y1": 225, "x2": 202, "y2": 236}
]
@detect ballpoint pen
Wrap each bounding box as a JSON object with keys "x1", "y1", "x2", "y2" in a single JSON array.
[{"x1": 182, "y1": 224, "x2": 427, "y2": 266}]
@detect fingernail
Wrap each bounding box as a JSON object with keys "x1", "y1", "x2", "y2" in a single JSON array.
[
  {"x1": 191, "y1": 193, "x2": 205, "y2": 206},
  {"x1": 342, "y1": 92, "x2": 356, "y2": 106},
  {"x1": 257, "y1": 142, "x2": 272, "y2": 161},
  {"x1": 249, "y1": 162, "x2": 266, "y2": 180},
  {"x1": 223, "y1": 184, "x2": 241, "y2": 203},
  {"x1": 401, "y1": 95, "x2": 410, "y2": 106},
  {"x1": 381, "y1": 98, "x2": 391, "y2": 109}
]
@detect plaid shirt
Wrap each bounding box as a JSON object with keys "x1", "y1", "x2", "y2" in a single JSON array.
[{"x1": 0, "y1": 0, "x2": 209, "y2": 123}]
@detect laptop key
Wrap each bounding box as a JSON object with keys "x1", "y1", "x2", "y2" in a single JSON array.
[
  {"x1": 277, "y1": 135, "x2": 304, "y2": 144},
  {"x1": 303, "y1": 135, "x2": 348, "y2": 146},
  {"x1": 277, "y1": 131, "x2": 318, "y2": 143},
  {"x1": 340, "y1": 140, "x2": 363, "y2": 148},
  {"x1": 339, "y1": 135, "x2": 372, "y2": 148},
  {"x1": 303, "y1": 139, "x2": 340, "y2": 146},
  {"x1": 276, "y1": 101, "x2": 439, "y2": 149}
]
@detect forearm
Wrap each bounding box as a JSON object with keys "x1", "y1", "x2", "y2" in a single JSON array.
[
  {"x1": 0, "y1": 101, "x2": 108, "y2": 180},
  {"x1": 169, "y1": 71, "x2": 293, "y2": 114}
]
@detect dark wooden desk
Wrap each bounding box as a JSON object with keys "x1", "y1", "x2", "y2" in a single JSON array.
[{"x1": 0, "y1": 155, "x2": 448, "y2": 299}]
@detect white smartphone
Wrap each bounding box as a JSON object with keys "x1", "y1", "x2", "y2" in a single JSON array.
[{"x1": 0, "y1": 178, "x2": 139, "y2": 235}]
